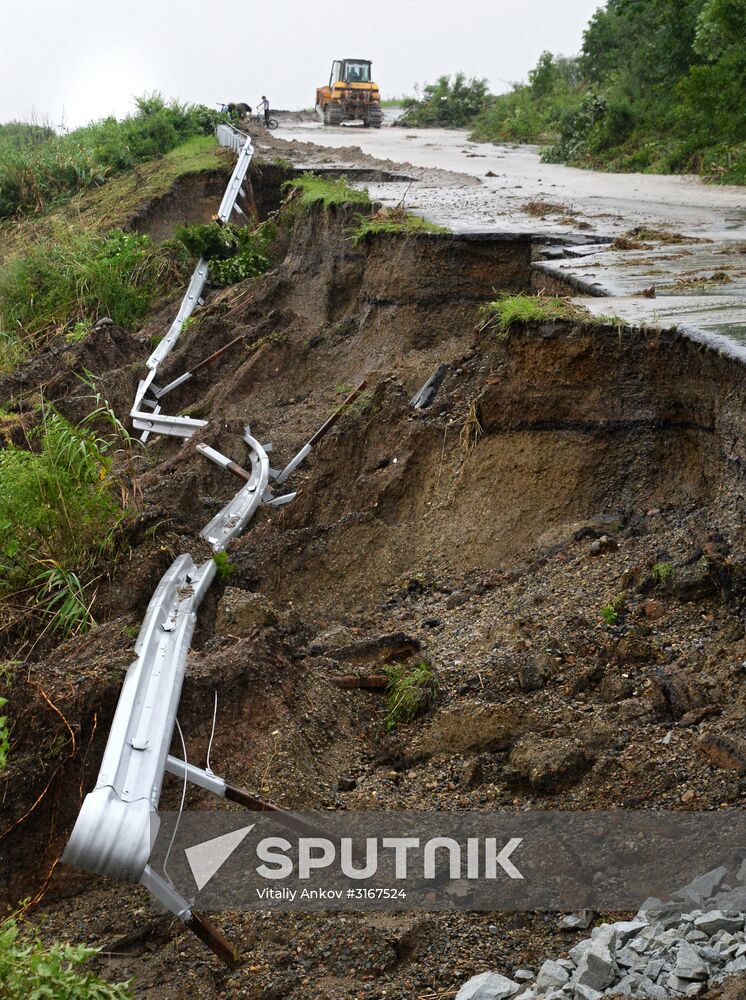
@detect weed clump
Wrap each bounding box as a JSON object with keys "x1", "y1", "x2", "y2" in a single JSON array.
[
  {"x1": 212, "y1": 551, "x2": 235, "y2": 585},
  {"x1": 0, "y1": 912, "x2": 131, "y2": 998},
  {"x1": 480, "y1": 294, "x2": 594, "y2": 337},
  {"x1": 174, "y1": 220, "x2": 275, "y2": 285},
  {"x1": 652, "y1": 561, "x2": 675, "y2": 588},
  {"x1": 385, "y1": 661, "x2": 438, "y2": 730},
  {"x1": 601, "y1": 603, "x2": 619, "y2": 626}
]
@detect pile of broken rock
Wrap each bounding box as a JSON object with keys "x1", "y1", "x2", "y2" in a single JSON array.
[{"x1": 458, "y1": 866, "x2": 746, "y2": 1000}]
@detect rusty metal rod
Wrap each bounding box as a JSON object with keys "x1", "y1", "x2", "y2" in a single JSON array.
[
  {"x1": 331, "y1": 674, "x2": 389, "y2": 689},
  {"x1": 308, "y1": 380, "x2": 368, "y2": 447},
  {"x1": 196, "y1": 443, "x2": 253, "y2": 483},
  {"x1": 155, "y1": 335, "x2": 248, "y2": 398},
  {"x1": 224, "y1": 784, "x2": 318, "y2": 836},
  {"x1": 191, "y1": 334, "x2": 247, "y2": 375},
  {"x1": 187, "y1": 911, "x2": 241, "y2": 969}
]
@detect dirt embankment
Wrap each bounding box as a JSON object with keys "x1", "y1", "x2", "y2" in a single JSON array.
[{"x1": 2, "y1": 178, "x2": 746, "y2": 999}]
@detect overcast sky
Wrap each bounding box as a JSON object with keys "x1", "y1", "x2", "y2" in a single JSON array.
[{"x1": 1, "y1": 0, "x2": 603, "y2": 128}]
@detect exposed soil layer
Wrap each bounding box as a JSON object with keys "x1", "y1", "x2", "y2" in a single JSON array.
[
  {"x1": 130, "y1": 170, "x2": 234, "y2": 240},
  {"x1": 2, "y1": 168, "x2": 746, "y2": 1000}
]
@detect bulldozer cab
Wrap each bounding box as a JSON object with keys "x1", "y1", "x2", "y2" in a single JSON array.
[{"x1": 330, "y1": 60, "x2": 372, "y2": 86}]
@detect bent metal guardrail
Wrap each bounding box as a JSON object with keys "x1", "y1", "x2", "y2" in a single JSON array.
[{"x1": 62, "y1": 122, "x2": 366, "y2": 966}]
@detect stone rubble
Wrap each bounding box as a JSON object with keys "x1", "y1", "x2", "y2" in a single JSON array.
[{"x1": 456, "y1": 867, "x2": 746, "y2": 1000}]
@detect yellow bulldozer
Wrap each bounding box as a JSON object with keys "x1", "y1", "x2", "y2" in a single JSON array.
[{"x1": 316, "y1": 59, "x2": 383, "y2": 128}]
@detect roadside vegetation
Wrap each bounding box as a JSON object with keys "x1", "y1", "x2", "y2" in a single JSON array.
[
  {"x1": 0, "y1": 94, "x2": 220, "y2": 219},
  {"x1": 0, "y1": 136, "x2": 228, "y2": 261},
  {"x1": 350, "y1": 205, "x2": 447, "y2": 243},
  {"x1": 399, "y1": 0, "x2": 746, "y2": 183},
  {"x1": 174, "y1": 219, "x2": 276, "y2": 285},
  {"x1": 0, "y1": 228, "x2": 190, "y2": 370},
  {"x1": 0, "y1": 912, "x2": 130, "y2": 999},
  {"x1": 480, "y1": 294, "x2": 600, "y2": 335},
  {"x1": 283, "y1": 173, "x2": 372, "y2": 212},
  {"x1": 399, "y1": 73, "x2": 490, "y2": 128},
  {"x1": 0, "y1": 397, "x2": 133, "y2": 641}
]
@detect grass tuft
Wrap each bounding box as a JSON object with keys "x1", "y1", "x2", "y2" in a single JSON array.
[
  {"x1": 350, "y1": 206, "x2": 447, "y2": 244},
  {"x1": 652, "y1": 561, "x2": 675, "y2": 587},
  {"x1": 385, "y1": 661, "x2": 438, "y2": 730},
  {"x1": 479, "y1": 293, "x2": 618, "y2": 338},
  {"x1": 601, "y1": 604, "x2": 618, "y2": 626},
  {"x1": 282, "y1": 173, "x2": 372, "y2": 212},
  {"x1": 212, "y1": 551, "x2": 235, "y2": 585}
]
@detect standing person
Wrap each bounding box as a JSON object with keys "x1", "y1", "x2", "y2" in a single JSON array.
[{"x1": 258, "y1": 95, "x2": 271, "y2": 126}]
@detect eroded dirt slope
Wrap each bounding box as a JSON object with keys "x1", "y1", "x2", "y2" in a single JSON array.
[{"x1": 2, "y1": 181, "x2": 746, "y2": 1000}]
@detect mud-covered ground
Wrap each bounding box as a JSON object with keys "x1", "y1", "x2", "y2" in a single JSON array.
[
  {"x1": 1, "y1": 136, "x2": 746, "y2": 1000},
  {"x1": 267, "y1": 113, "x2": 746, "y2": 239}
]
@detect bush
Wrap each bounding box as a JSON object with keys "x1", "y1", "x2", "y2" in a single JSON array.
[
  {"x1": 0, "y1": 914, "x2": 130, "y2": 999},
  {"x1": 466, "y1": 2, "x2": 746, "y2": 184},
  {"x1": 174, "y1": 220, "x2": 275, "y2": 285},
  {"x1": 400, "y1": 73, "x2": 489, "y2": 128},
  {"x1": 0, "y1": 94, "x2": 220, "y2": 218},
  {"x1": 0, "y1": 227, "x2": 190, "y2": 367}
]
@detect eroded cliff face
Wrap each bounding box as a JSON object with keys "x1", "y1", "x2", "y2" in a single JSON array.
[{"x1": 3, "y1": 191, "x2": 746, "y2": 1000}]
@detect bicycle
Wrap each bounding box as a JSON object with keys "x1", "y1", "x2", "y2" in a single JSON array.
[{"x1": 254, "y1": 110, "x2": 278, "y2": 130}]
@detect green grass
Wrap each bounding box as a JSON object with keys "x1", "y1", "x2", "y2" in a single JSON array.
[
  {"x1": 212, "y1": 551, "x2": 235, "y2": 584},
  {"x1": 350, "y1": 207, "x2": 448, "y2": 244},
  {"x1": 0, "y1": 227, "x2": 190, "y2": 370},
  {"x1": 282, "y1": 173, "x2": 372, "y2": 212},
  {"x1": 0, "y1": 913, "x2": 130, "y2": 999},
  {"x1": 0, "y1": 136, "x2": 229, "y2": 263},
  {"x1": 480, "y1": 294, "x2": 595, "y2": 336},
  {"x1": 601, "y1": 603, "x2": 619, "y2": 626},
  {"x1": 652, "y1": 561, "x2": 675, "y2": 587},
  {"x1": 0, "y1": 400, "x2": 130, "y2": 638},
  {"x1": 384, "y1": 661, "x2": 438, "y2": 730},
  {"x1": 174, "y1": 220, "x2": 276, "y2": 285},
  {"x1": 0, "y1": 94, "x2": 220, "y2": 220}
]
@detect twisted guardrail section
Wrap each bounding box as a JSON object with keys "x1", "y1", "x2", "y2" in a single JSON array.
[{"x1": 63, "y1": 122, "x2": 367, "y2": 966}]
